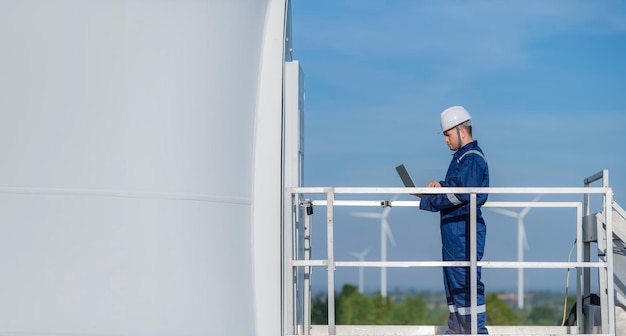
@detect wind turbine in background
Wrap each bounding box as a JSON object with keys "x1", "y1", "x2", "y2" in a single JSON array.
[
  {"x1": 350, "y1": 194, "x2": 398, "y2": 298},
  {"x1": 350, "y1": 247, "x2": 371, "y2": 294},
  {"x1": 489, "y1": 194, "x2": 543, "y2": 309}
]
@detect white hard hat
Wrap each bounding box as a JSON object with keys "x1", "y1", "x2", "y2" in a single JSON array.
[{"x1": 440, "y1": 106, "x2": 471, "y2": 132}]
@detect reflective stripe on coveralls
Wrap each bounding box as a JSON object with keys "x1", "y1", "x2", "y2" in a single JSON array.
[
  {"x1": 445, "y1": 150, "x2": 487, "y2": 206},
  {"x1": 449, "y1": 303, "x2": 487, "y2": 315}
]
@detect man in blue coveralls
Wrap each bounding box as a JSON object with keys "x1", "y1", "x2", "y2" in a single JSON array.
[{"x1": 415, "y1": 106, "x2": 489, "y2": 334}]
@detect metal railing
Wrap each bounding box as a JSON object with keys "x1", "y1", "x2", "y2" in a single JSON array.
[{"x1": 285, "y1": 171, "x2": 615, "y2": 335}]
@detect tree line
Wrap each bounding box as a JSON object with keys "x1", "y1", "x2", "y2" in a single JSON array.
[{"x1": 311, "y1": 284, "x2": 571, "y2": 326}]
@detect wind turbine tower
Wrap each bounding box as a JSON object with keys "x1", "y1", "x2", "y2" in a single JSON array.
[
  {"x1": 351, "y1": 195, "x2": 398, "y2": 298},
  {"x1": 350, "y1": 247, "x2": 371, "y2": 294},
  {"x1": 489, "y1": 194, "x2": 542, "y2": 309}
]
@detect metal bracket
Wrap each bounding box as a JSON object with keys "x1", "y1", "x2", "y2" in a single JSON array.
[{"x1": 301, "y1": 199, "x2": 313, "y2": 215}]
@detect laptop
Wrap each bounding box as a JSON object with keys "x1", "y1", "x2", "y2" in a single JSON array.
[{"x1": 395, "y1": 164, "x2": 416, "y2": 187}]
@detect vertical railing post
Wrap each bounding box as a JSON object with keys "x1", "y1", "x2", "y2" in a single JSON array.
[
  {"x1": 302, "y1": 199, "x2": 313, "y2": 335},
  {"x1": 287, "y1": 192, "x2": 309, "y2": 335},
  {"x1": 576, "y1": 203, "x2": 584, "y2": 334},
  {"x1": 604, "y1": 179, "x2": 616, "y2": 335},
  {"x1": 470, "y1": 193, "x2": 478, "y2": 335},
  {"x1": 596, "y1": 197, "x2": 609, "y2": 334},
  {"x1": 582, "y1": 178, "x2": 592, "y2": 334},
  {"x1": 581, "y1": 242, "x2": 590, "y2": 334},
  {"x1": 284, "y1": 191, "x2": 296, "y2": 336},
  {"x1": 326, "y1": 188, "x2": 336, "y2": 335}
]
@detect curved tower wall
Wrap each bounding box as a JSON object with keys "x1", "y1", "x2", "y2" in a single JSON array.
[{"x1": 0, "y1": 0, "x2": 286, "y2": 335}]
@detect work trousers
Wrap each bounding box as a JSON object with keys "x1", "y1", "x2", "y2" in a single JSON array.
[{"x1": 442, "y1": 220, "x2": 488, "y2": 334}]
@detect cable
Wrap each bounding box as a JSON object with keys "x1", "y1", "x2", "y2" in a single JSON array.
[{"x1": 561, "y1": 240, "x2": 577, "y2": 326}]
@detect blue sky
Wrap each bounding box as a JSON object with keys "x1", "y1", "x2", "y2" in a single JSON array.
[{"x1": 291, "y1": 1, "x2": 626, "y2": 294}]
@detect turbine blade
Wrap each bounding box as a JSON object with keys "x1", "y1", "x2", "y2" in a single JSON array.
[
  {"x1": 382, "y1": 207, "x2": 391, "y2": 218},
  {"x1": 520, "y1": 195, "x2": 542, "y2": 218},
  {"x1": 350, "y1": 247, "x2": 370, "y2": 261},
  {"x1": 519, "y1": 208, "x2": 531, "y2": 218},
  {"x1": 350, "y1": 212, "x2": 381, "y2": 219},
  {"x1": 489, "y1": 208, "x2": 519, "y2": 218},
  {"x1": 383, "y1": 219, "x2": 397, "y2": 247},
  {"x1": 521, "y1": 222, "x2": 529, "y2": 250},
  {"x1": 351, "y1": 247, "x2": 371, "y2": 259},
  {"x1": 363, "y1": 247, "x2": 371, "y2": 256}
]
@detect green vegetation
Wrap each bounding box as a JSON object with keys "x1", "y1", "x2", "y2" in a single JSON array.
[
  {"x1": 485, "y1": 293, "x2": 522, "y2": 325},
  {"x1": 311, "y1": 284, "x2": 573, "y2": 326}
]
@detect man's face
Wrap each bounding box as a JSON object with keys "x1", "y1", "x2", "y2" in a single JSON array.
[{"x1": 443, "y1": 128, "x2": 459, "y2": 151}]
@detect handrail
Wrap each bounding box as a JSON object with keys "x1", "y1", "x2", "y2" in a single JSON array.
[
  {"x1": 293, "y1": 186, "x2": 609, "y2": 194},
  {"x1": 286, "y1": 182, "x2": 615, "y2": 336}
]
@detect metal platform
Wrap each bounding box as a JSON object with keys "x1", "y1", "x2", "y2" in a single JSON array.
[
  {"x1": 308, "y1": 325, "x2": 580, "y2": 336},
  {"x1": 284, "y1": 170, "x2": 625, "y2": 335}
]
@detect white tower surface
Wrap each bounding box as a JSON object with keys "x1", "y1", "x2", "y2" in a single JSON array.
[
  {"x1": 0, "y1": 1, "x2": 294, "y2": 335},
  {"x1": 351, "y1": 195, "x2": 399, "y2": 298},
  {"x1": 489, "y1": 194, "x2": 542, "y2": 310}
]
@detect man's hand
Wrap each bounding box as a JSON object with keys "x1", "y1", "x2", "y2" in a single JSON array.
[
  {"x1": 426, "y1": 181, "x2": 442, "y2": 188},
  {"x1": 412, "y1": 180, "x2": 442, "y2": 197}
]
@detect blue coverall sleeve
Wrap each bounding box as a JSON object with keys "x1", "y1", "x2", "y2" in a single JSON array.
[{"x1": 419, "y1": 156, "x2": 488, "y2": 212}]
